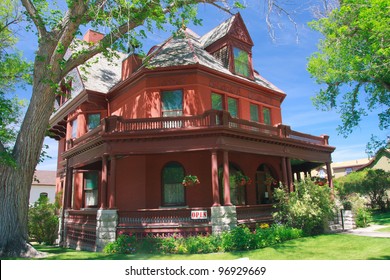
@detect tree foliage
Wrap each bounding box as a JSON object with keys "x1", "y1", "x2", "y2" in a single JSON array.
[
  {"x1": 335, "y1": 168, "x2": 390, "y2": 210},
  {"x1": 0, "y1": 0, "x2": 31, "y2": 164},
  {"x1": 307, "y1": 0, "x2": 390, "y2": 136}
]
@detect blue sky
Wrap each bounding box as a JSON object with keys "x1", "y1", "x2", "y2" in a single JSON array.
[{"x1": 14, "y1": 2, "x2": 386, "y2": 170}]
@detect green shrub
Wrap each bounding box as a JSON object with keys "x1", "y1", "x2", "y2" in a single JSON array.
[
  {"x1": 103, "y1": 234, "x2": 137, "y2": 254},
  {"x1": 273, "y1": 179, "x2": 336, "y2": 235},
  {"x1": 28, "y1": 196, "x2": 59, "y2": 245},
  {"x1": 221, "y1": 225, "x2": 253, "y2": 252},
  {"x1": 355, "y1": 208, "x2": 372, "y2": 228}
]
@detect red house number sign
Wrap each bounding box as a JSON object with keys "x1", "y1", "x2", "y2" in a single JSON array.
[{"x1": 191, "y1": 210, "x2": 207, "y2": 220}]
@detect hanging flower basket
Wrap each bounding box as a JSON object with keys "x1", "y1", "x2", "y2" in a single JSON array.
[
  {"x1": 312, "y1": 176, "x2": 327, "y2": 186},
  {"x1": 264, "y1": 173, "x2": 277, "y2": 187},
  {"x1": 235, "y1": 172, "x2": 252, "y2": 186},
  {"x1": 182, "y1": 175, "x2": 200, "y2": 187}
]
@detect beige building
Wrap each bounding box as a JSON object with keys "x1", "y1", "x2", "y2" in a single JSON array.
[
  {"x1": 356, "y1": 148, "x2": 390, "y2": 172},
  {"x1": 30, "y1": 170, "x2": 56, "y2": 204},
  {"x1": 331, "y1": 158, "x2": 370, "y2": 178}
]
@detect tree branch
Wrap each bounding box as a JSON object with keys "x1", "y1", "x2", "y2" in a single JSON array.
[{"x1": 20, "y1": 0, "x2": 48, "y2": 38}]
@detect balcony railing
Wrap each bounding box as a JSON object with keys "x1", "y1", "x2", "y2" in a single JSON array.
[
  {"x1": 65, "y1": 110, "x2": 329, "y2": 152},
  {"x1": 101, "y1": 110, "x2": 328, "y2": 145}
]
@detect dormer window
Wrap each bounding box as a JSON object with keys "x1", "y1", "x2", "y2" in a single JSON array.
[{"x1": 233, "y1": 47, "x2": 250, "y2": 77}]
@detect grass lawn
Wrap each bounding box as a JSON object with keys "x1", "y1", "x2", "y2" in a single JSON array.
[
  {"x1": 371, "y1": 210, "x2": 390, "y2": 226},
  {"x1": 10, "y1": 234, "x2": 388, "y2": 260}
]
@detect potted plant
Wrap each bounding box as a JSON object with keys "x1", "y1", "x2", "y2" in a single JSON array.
[
  {"x1": 182, "y1": 175, "x2": 200, "y2": 187},
  {"x1": 235, "y1": 172, "x2": 252, "y2": 186}
]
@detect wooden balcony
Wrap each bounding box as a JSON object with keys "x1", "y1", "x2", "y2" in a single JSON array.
[
  {"x1": 101, "y1": 110, "x2": 328, "y2": 145},
  {"x1": 63, "y1": 110, "x2": 332, "y2": 159}
]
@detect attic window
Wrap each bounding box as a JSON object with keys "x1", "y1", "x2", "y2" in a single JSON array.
[
  {"x1": 233, "y1": 47, "x2": 250, "y2": 77},
  {"x1": 213, "y1": 46, "x2": 229, "y2": 68}
]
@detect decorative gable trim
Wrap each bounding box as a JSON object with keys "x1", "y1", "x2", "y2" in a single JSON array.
[{"x1": 229, "y1": 13, "x2": 254, "y2": 47}]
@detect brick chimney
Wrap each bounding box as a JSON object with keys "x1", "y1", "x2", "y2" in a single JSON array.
[
  {"x1": 83, "y1": 30, "x2": 104, "y2": 44},
  {"x1": 122, "y1": 54, "x2": 143, "y2": 80}
]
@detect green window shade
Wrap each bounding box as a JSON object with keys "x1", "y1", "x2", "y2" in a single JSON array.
[
  {"x1": 88, "y1": 113, "x2": 100, "y2": 130},
  {"x1": 250, "y1": 104, "x2": 259, "y2": 122},
  {"x1": 263, "y1": 107, "x2": 271, "y2": 125},
  {"x1": 162, "y1": 90, "x2": 183, "y2": 117},
  {"x1": 162, "y1": 162, "x2": 185, "y2": 206},
  {"x1": 233, "y1": 47, "x2": 250, "y2": 77},
  {"x1": 228, "y1": 97, "x2": 238, "y2": 118},
  {"x1": 85, "y1": 172, "x2": 98, "y2": 190},
  {"x1": 211, "y1": 93, "x2": 223, "y2": 110}
]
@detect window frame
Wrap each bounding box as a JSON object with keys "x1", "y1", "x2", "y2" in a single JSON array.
[
  {"x1": 84, "y1": 171, "x2": 99, "y2": 208},
  {"x1": 211, "y1": 92, "x2": 239, "y2": 118},
  {"x1": 71, "y1": 118, "x2": 78, "y2": 139},
  {"x1": 87, "y1": 113, "x2": 101, "y2": 131},
  {"x1": 161, "y1": 89, "x2": 183, "y2": 117},
  {"x1": 262, "y1": 107, "x2": 272, "y2": 125},
  {"x1": 161, "y1": 162, "x2": 186, "y2": 207},
  {"x1": 250, "y1": 103, "x2": 260, "y2": 123},
  {"x1": 233, "y1": 47, "x2": 251, "y2": 78}
]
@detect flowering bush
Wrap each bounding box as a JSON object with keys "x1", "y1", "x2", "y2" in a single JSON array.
[
  {"x1": 103, "y1": 234, "x2": 137, "y2": 254},
  {"x1": 182, "y1": 175, "x2": 200, "y2": 187},
  {"x1": 235, "y1": 172, "x2": 252, "y2": 186}
]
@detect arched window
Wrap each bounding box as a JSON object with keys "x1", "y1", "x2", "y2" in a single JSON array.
[{"x1": 162, "y1": 162, "x2": 185, "y2": 206}]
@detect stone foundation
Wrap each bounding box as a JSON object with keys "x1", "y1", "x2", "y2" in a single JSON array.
[
  {"x1": 211, "y1": 206, "x2": 237, "y2": 234},
  {"x1": 96, "y1": 209, "x2": 118, "y2": 251}
]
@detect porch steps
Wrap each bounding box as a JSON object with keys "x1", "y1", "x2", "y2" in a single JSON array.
[{"x1": 327, "y1": 221, "x2": 344, "y2": 233}]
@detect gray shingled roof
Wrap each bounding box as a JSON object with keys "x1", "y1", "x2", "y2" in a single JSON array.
[
  {"x1": 79, "y1": 51, "x2": 128, "y2": 93},
  {"x1": 145, "y1": 26, "x2": 284, "y2": 93},
  {"x1": 199, "y1": 15, "x2": 235, "y2": 48}
]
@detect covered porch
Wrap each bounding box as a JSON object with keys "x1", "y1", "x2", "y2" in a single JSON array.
[{"x1": 58, "y1": 110, "x2": 335, "y2": 251}]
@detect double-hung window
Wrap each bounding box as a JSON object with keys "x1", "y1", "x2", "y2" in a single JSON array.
[
  {"x1": 84, "y1": 172, "x2": 98, "y2": 207},
  {"x1": 233, "y1": 47, "x2": 250, "y2": 77},
  {"x1": 162, "y1": 162, "x2": 185, "y2": 206},
  {"x1": 87, "y1": 113, "x2": 101, "y2": 131},
  {"x1": 263, "y1": 107, "x2": 271, "y2": 125},
  {"x1": 161, "y1": 90, "x2": 183, "y2": 117},
  {"x1": 250, "y1": 104, "x2": 259, "y2": 122}
]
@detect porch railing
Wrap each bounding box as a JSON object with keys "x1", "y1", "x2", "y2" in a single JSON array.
[
  {"x1": 236, "y1": 204, "x2": 274, "y2": 226},
  {"x1": 65, "y1": 210, "x2": 97, "y2": 251},
  {"x1": 117, "y1": 208, "x2": 211, "y2": 238}
]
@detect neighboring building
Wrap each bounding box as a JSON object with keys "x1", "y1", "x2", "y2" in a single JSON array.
[
  {"x1": 331, "y1": 158, "x2": 370, "y2": 179},
  {"x1": 356, "y1": 148, "x2": 390, "y2": 172},
  {"x1": 30, "y1": 170, "x2": 56, "y2": 204},
  {"x1": 49, "y1": 14, "x2": 335, "y2": 251}
]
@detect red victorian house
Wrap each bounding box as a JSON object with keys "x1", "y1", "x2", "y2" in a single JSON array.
[{"x1": 49, "y1": 13, "x2": 335, "y2": 251}]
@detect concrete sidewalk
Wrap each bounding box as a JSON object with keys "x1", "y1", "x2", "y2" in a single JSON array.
[{"x1": 342, "y1": 224, "x2": 390, "y2": 238}]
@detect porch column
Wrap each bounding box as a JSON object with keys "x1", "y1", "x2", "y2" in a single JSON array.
[
  {"x1": 223, "y1": 150, "x2": 232, "y2": 206},
  {"x1": 286, "y1": 158, "x2": 294, "y2": 192},
  {"x1": 64, "y1": 166, "x2": 74, "y2": 209},
  {"x1": 281, "y1": 157, "x2": 288, "y2": 187},
  {"x1": 211, "y1": 151, "x2": 220, "y2": 206},
  {"x1": 325, "y1": 162, "x2": 334, "y2": 197},
  {"x1": 108, "y1": 155, "x2": 117, "y2": 209},
  {"x1": 100, "y1": 154, "x2": 108, "y2": 209}
]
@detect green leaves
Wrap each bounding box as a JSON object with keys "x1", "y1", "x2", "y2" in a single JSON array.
[{"x1": 308, "y1": 0, "x2": 390, "y2": 136}]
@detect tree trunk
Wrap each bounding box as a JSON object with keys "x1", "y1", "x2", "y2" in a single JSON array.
[{"x1": 0, "y1": 44, "x2": 58, "y2": 257}]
